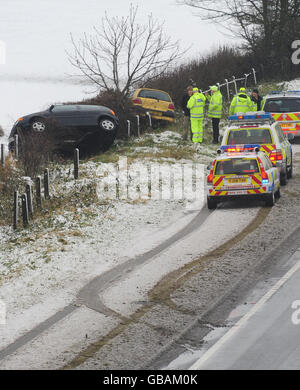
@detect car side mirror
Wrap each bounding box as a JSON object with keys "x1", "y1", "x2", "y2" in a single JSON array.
[
  {"x1": 49, "y1": 105, "x2": 54, "y2": 112},
  {"x1": 287, "y1": 133, "x2": 294, "y2": 141},
  {"x1": 218, "y1": 135, "x2": 223, "y2": 143},
  {"x1": 207, "y1": 162, "x2": 212, "y2": 170}
]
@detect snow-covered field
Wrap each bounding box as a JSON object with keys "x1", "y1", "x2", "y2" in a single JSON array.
[{"x1": 0, "y1": 78, "x2": 90, "y2": 137}]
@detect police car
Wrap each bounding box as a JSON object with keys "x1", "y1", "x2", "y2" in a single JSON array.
[
  {"x1": 221, "y1": 112, "x2": 293, "y2": 185},
  {"x1": 207, "y1": 145, "x2": 280, "y2": 209},
  {"x1": 262, "y1": 91, "x2": 300, "y2": 137}
]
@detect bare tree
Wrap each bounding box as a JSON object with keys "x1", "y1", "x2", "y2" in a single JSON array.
[
  {"x1": 177, "y1": 0, "x2": 300, "y2": 61},
  {"x1": 68, "y1": 4, "x2": 185, "y2": 101}
]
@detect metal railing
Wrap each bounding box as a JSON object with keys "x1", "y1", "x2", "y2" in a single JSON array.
[{"x1": 198, "y1": 68, "x2": 257, "y2": 99}]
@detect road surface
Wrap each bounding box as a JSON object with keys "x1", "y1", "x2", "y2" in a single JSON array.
[{"x1": 190, "y1": 250, "x2": 300, "y2": 370}]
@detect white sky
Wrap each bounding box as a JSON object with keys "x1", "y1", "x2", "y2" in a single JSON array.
[{"x1": 0, "y1": 0, "x2": 233, "y2": 78}]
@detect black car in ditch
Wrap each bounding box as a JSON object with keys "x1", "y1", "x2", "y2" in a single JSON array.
[{"x1": 8, "y1": 104, "x2": 118, "y2": 154}]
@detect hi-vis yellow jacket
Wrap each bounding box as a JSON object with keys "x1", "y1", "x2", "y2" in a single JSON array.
[
  {"x1": 229, "y1": 93, "x2": 253, "y2": 115},
  {"x1": 187, "y1": 92, "x2": 206, "y2": 120},
  {"x1": 207, "y1": 90, "x2": 223, "y2": 118}
]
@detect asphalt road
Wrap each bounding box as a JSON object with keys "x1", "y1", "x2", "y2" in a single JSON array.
[
  {"x1": 149, "y1": 142, "x2": 300, "y2": 371},
  {"x1": 187, "y1": 142, "x2": 300, "y2": 370},
  {"x1": 191, "y1": 250, "x2": 300, "y2": 370}
]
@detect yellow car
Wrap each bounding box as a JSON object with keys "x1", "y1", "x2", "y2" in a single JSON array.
[
  {"x1": 207, "y1": 146, "x2": 280, "y2": 209},
  {"x1": 222, "y1": 112, "x2": 293, "y2": 185},
  {"x1": 131, "y1": 88, "x2": 175, "y2": 123}
]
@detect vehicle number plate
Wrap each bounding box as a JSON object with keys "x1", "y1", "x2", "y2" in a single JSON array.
[
  {"x1": 281, "y1": 123, "x2": 295, "y2": 128},
  {"x1": 227, "y1": 178, "x2": 247, "y2": 183},
  {"x1": 228, "y1": 190, "x2": 246, "y2": 195},
  {"x1": 151, "y1": 111, "x2": 161, "y2": 116}
]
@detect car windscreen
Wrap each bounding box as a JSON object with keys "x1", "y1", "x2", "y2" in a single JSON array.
[
  {"x1": 264, "y1": 98, "x2": 300, "y2": 113},
  {"x1": 227, "y1": 128, "x2": 273, "y2": 145},
  {"x1": 215, "y1": 158, "x2": 259, "y2": 175},
  {"x1": 138, "y1": 90, "x2": 171, "y2": 102}
]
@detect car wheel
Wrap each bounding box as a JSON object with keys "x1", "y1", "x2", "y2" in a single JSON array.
[
  {"x1": 99, "y1": 117, "x2": 116, "y2": 132},
  {"x1": 265, "y1": 191, "x2": 275, "y2": 207},
  {"x1": 207, "y1": 196, "x2": 217, "y2": 210},
  {"x1": 31, "y1": 118, "x2": 46, "y2": 133},
  {"x1": 280, "y1": 164, "x2": 288, "y2": 186},
  {"x1": 275, "y1": 187, "x2": 281, "y2": 199},
  {"x1": 287, "y1": 156, "x2": 293, "y2": 179}
]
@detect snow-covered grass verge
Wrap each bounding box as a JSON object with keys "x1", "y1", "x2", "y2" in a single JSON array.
[
  {"x1": 284, "y1": 78, "x2": 300, "y2": 90},
  {"x1": 0, "y1": 128, "x2": 216, "y2": 337}
]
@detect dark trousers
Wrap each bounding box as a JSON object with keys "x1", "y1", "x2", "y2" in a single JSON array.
[
  {"x1": 182, "y1": 115, "x2": 191, "y2": 140},
  {"x1": 212, "y1": 118, "x2": 220, "y2": 143}
]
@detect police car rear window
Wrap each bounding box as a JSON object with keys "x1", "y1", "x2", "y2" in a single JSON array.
[
  {"x1": 227, "y1": 128, "x2": 272, "y2": 145},
  {"x1": 264, "y1": 98, "x2": 300, "y2": 113},
  {"x1": 215, "y1": 158, "x2": 259, "y2": 175}
]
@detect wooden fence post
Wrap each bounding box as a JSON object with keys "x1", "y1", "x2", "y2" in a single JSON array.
[
  {"x1": 74, "y1": 148, "x2": 79, "y2": 180},
  {"x1": 13, "y1": 190, "x2": 19, "y2": 230},
  {"x1": 21, "y1": 193, "x2": 29, "y2": 227},
  {"x1": 36, "y1": 176, "x2": 42, "y2": 208},
  {"x1": 147, "y1": 164, "x2": 151, "y2": 199},
  {"x1": 26, "y1": 183, "x2": 33, "y2": 217},
  {"x1": 44, "y1": 168, "x2": 50, "y2": 200},
  {"x1": 136, "y1": 115, "x2": 140, "y2": 137},
  {"x1": 1, "y1": 144, "x2": 4, "y2": 167}
]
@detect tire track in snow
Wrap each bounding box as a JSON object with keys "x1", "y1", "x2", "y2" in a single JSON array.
[{"x1": 0, "y1": 207, "x2": 211, "y2": 361}]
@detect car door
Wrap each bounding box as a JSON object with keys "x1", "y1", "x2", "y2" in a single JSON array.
[
  {"x1": 50, "y1": 105, "x2": 83, "y2": 143},
  {"x1": 275, "y1": 123, "x2": 292, "y2": 166},
  {"x1": 76, "y1": 106, "x2": 100, "y2": 131},
  {"x1": 262, "y1": 154, "x2": 279, "y2": 190}
]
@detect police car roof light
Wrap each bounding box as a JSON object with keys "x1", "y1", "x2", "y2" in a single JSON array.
[
  {"x1": 270, "y1": 90, "x2": 300, "y2": 95},
  {"x1": 220, "y1": 144, "x2": 261, "y2": 153},
  {"x1": 228, "y1": 112, "x2": 273, "y2": 121}
]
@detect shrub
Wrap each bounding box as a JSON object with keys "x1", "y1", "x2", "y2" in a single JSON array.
[
  {"x1": 146, "y1": 46, "x2": 256, "y2": 108},
  {"x1": 68, "y1": 89, "x2": 150, "y2": 140},
  {"x1": 17, "y1": 127, "x2": 54, "y2": 177},
  {"x1": 0, "y1": 157, "x2": 23, "y2": 226}
]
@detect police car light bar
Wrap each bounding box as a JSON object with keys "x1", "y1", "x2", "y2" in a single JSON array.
[
  {"x1": 270, "y1": 90, "x2": 300, "y2": 95},
  {"x1": 220, "y1": 144, "x2": 261, "y2": 153},
  {"x1": 228, "y1": 112, "x2": 273, "y2": 121}
]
